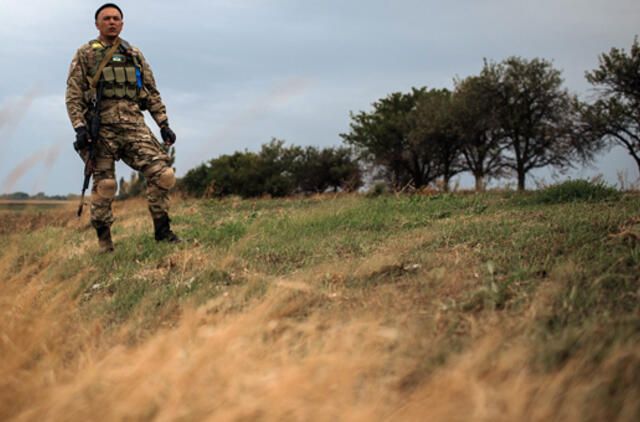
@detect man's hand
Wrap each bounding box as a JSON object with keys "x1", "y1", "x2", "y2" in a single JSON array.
[
  {"x1": 73, "y1": 126, "x2": 91, "y2": 151},
  {"x1": 160, "y1": 124, "x2": 176, "y2": 145}
]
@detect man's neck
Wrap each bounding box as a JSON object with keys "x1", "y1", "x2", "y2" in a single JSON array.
[{"x1": 98, "y1": 35, "x2": 119, "y2": 45}]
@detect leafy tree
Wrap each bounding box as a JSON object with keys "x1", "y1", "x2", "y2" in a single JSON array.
[
  {"x1": 410, "y1": 88, "x2": 463, "y2": 191},
  {"x1": 582, "y1": 36, "x2": 640, "y2": 175},
  {"x1": 208, "y1": 151, "x2": 264, "y2": 197},
  {"x1": 296, "y1": 146, "x2": 363, "y2": 193},
  {"x1": 180, "y1": 139, "x2": 299, "y2": 198},
  {"x1": 5, "y1": 192, "x2": 29, "y2": 200},
  {"x1": 179, "y1": 164, "x2": 211, "y2": 197},
  {"x1": 179, "y1": 140, "x2": 361, "y2": 198},
  {"x1": 491, "y1": 57, "x2": 578, "y2": 190},
  {"x1": 452, "y1": 69, "x2": 507, "y2": 191},
  {"x1": 341, "y1": 87, "x2": 444, "y2": 190},
  {"x1": 257, "y1": 139, "x2": 301, "y2": 197}
]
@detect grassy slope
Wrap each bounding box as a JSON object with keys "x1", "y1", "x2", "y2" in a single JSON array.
[{"x1": 1, "y1": 189, "x2": 639, "y2": 421}]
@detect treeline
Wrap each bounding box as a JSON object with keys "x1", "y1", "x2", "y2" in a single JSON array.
[
  {"x1": 126, "y1": 37, "x2": 639, "y2": 198},
  {"x1": 0, "y1": 192, "x2": 69, "y2": 201},
  {"x1": 342, "y1": 37, "x2": 640, "y2": 191},
  {"x1": 178, "y1": 139, "x2": 362, "y2": 197}
]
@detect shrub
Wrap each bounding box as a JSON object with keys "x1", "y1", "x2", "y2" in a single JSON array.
[{"x1": 531, "y1": 179, "x2": 620, "y2": 204}]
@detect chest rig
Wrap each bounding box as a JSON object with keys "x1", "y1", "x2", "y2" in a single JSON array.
[{"x1": 88, "y1": 39, "x2": 142, "y2": 100}]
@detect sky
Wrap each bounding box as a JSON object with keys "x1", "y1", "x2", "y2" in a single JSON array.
[{"x1": 0, "y1": 0, "x2": 639, "y2": 196}]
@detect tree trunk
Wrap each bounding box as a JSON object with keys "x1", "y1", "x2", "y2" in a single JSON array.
[
  {"x1": 517, "y1": 171, "x2": 526, "y2": 191},
  {"x1": 475, "y1": 175, "x2": 485, "y2": 192},
  {"x1": 442, "y1": 176, "x2": 450, "y2": 192},
  {"x1": 627, "y1": 147, "x2": 640, "y2": 179}
]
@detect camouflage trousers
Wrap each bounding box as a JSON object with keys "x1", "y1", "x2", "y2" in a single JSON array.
[{"x1": 87, "y1": 123, "x2": 174, "y2": 227}]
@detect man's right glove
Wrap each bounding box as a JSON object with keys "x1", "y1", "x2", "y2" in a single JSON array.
[
  {"x1": 73, "y1": 126, "x2": 90, "y2": 151},
  {"x1": 160, "y1": 124, "x2": 176, "y2": 145}
]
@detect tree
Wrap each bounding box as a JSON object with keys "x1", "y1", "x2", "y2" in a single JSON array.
[
  {"x1": 341, "y1": 88, "x2": 442, "y2": 190},
  {"x1": 208, "y1": 151, "x2": 264, "y2": 197},
  {"x1": 257, "y1": 138, "x2": 301, "y2": 197},
  {"x1": 452, "y1": 69, "x2": 507, "y2": 191},
  {"x1": 582, "y1": 36, "x2": 640, "y2": 175},
  {"x1": 178, "y1": 140, "x2": 361, "y2": 198},
  {"x1": 295, "y1": 146, "x2": 363, "y2": 193},
  {"x1": 410, "y1": 88, "x2": 464, "y2": 191},
  {"x1": 179, "y1": 163, "x2": 211, "y2": 197},
  {"x1": 492, "y1": 57, "x2": 578, "y2": 190}
]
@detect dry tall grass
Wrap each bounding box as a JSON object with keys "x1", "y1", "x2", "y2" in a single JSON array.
[{"x1": 1, "y1": 198, "x2": 638, "y2": 421}]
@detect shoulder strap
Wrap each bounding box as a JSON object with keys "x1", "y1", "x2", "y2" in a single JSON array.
[{"x1": 86, "y1": 38, "x2": 122, "y2": 90}]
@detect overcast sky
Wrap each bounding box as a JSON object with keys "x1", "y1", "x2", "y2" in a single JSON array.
[{"x1": 1, "y1": 0, "x2": 639, "y2": 195}]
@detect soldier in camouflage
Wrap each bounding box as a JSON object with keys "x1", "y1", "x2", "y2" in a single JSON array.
[{"x1": 66, "y1": 3, "x2": 180, "y2": 251}]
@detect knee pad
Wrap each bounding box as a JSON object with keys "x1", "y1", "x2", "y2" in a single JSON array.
[
  {"x1": 157, "y1": 168, "x2": 176, "y2": 190},
  {"x1": 96, "y1": 178, "x2": 117, "y2": 199}
]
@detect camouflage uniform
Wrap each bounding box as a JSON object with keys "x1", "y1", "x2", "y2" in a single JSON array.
[{"x1": 65, "y1": 39, "x2": 175, "y2": 228}]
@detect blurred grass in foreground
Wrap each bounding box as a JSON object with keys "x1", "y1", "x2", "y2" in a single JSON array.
[{"x1": 1, "y1": 182, "x2": 639, "y2": 421}]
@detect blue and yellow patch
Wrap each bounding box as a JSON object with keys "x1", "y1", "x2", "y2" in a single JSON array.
[{"x1": 111, "y1": 55, "x2": 123, "y2": 62}]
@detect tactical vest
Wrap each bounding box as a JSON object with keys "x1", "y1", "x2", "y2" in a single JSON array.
[{"x1": 88, "y1": 39, "x2": 142, "y2": 100}]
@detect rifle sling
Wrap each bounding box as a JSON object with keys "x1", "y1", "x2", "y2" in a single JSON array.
[{"x1": 86, "y1": 39, "x2": 122, "y2": 91}]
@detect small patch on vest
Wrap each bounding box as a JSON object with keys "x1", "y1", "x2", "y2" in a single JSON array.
[
  {"x1": 91, "y1": 42, "x2": 104, "y2": 49},
  {"x1": 112, "y1": 55, "x2": 123, "y2": 62}
]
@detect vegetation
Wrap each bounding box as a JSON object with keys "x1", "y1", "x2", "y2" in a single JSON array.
[
  {"x1": 341, "y1": 56, "x2": 605, "y2": 192},
  {"x1": 0, "y1": 191, "x2": 70, "y2": 201},
  {"x1": 341, "y1": 88, "x2": 443, "y2": 190},
  {"x1": 179, "y1": 139, "x2": 361, "y2": 198},
  {"x1": 1, "y1": 183, "x2": 639, "y2": 420},
  {"x1": 452, "y1": 71, "x2": 506, "y2": 191},
  {"x1": 102, "y1": 39, "x2": 639, "y2": 201},
  {"x1": 490, "y1": 57, "x2": 581, "y2": 190},
  {"x1": 581, "y1": 36, "x2": 640, "y2": 174}
]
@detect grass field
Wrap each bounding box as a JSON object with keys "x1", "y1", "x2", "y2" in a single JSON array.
[
  {"x1": 0, "y1": 200, "x2": 73, "y2": 212},
  {"x1": 1, "y1": 183, "x2": 639, "y2": 421}
]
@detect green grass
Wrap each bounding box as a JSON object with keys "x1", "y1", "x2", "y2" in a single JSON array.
[
  {"x1": 2, "y1": 185, "x2": 639, "y2": 376},
  {"x1": 519, "y1": 179, "x2": 621, "y2": 204}
]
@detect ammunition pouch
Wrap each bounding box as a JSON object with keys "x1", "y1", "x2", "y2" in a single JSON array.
[{"x1": 88, "y1": 39, "x2": 142, "y2": 101}]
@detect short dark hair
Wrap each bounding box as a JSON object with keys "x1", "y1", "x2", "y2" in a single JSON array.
[{"x1": 95, "y1": 3, "x2": 123, "y2": 20}]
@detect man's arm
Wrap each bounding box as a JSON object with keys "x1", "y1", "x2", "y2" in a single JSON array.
[
  {"x1": 65, "y1": 48, "x2": 91, "y2": 130},
  {"x1": 136, "y1": 49, "x2": 169, "y2": 127}
]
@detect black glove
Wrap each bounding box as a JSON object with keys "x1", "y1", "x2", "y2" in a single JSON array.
[
  {"x1": 160, "y1": 124, "x2": 176, "y2": 145},
  {"x1": 73, "y1": 126, "x2": 90, "y2": 151}
]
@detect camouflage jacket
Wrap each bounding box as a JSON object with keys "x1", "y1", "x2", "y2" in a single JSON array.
[{"x1": 65, "y1": 39, "x2": 169, "y2": 129}]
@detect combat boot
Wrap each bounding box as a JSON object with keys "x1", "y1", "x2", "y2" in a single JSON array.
[
  {"x1": 95, "y1": 224, "x2": 114, "y2": 252},
  {"x1": 153, "y1": 214, "x2": 181, "y2": 243}
]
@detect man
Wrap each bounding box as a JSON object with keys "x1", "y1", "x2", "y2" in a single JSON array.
[{"x1": 66, "y1": 3, "x2": 180, "y2": 251}]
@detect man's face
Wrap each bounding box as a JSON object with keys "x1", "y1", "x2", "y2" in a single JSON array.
[{"x1": 95, "y1": 7, "x2": 123, "y2": 40}]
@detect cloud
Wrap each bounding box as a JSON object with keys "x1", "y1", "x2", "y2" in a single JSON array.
[
  {"x1": 0, "y1": 86, "x2": 39, "y2": 136},
  {"x1": 1, "y1": 0, "x2": 639, "y2": 194},
  {"x1": 2, "y1": 144, "x2": 60, "y2": 193}
]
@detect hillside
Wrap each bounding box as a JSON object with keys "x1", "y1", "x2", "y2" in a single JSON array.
[{"x1": 1, "y1": 186, "x2": 639, "y2": 421}]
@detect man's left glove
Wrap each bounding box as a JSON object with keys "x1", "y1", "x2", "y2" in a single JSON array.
[
  {"x1": 73, "y1": 126, "x2": 91, "y2": 152},
  {"x1": 160, "y1": 123, "x2": 176, "y2": 145}
]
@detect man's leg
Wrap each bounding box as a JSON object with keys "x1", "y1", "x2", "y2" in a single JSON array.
[
  {"x1": 90, "y1": 156, "x2": 117, "y2": 252},
  {"x1": 121, "y1": 125, "x2": 180, "y2": 243},
  {"x1": 144, "y1": 161, "x2": 180, "y2": 242}
]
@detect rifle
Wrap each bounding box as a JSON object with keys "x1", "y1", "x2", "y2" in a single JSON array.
[{"x1": 77, "y1": 79, "x2": 104, "y2": 217}]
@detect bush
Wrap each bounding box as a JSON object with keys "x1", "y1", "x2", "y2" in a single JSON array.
[
  {"x1": 366, "y1": 182, "x2": 389, "y2": 197},
  {"x1": 178, "y1": 139, "x2": 363, "y2": 198},
  {"x1": 531, "y1": 179, "x2": 620, "y2": 204}
]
